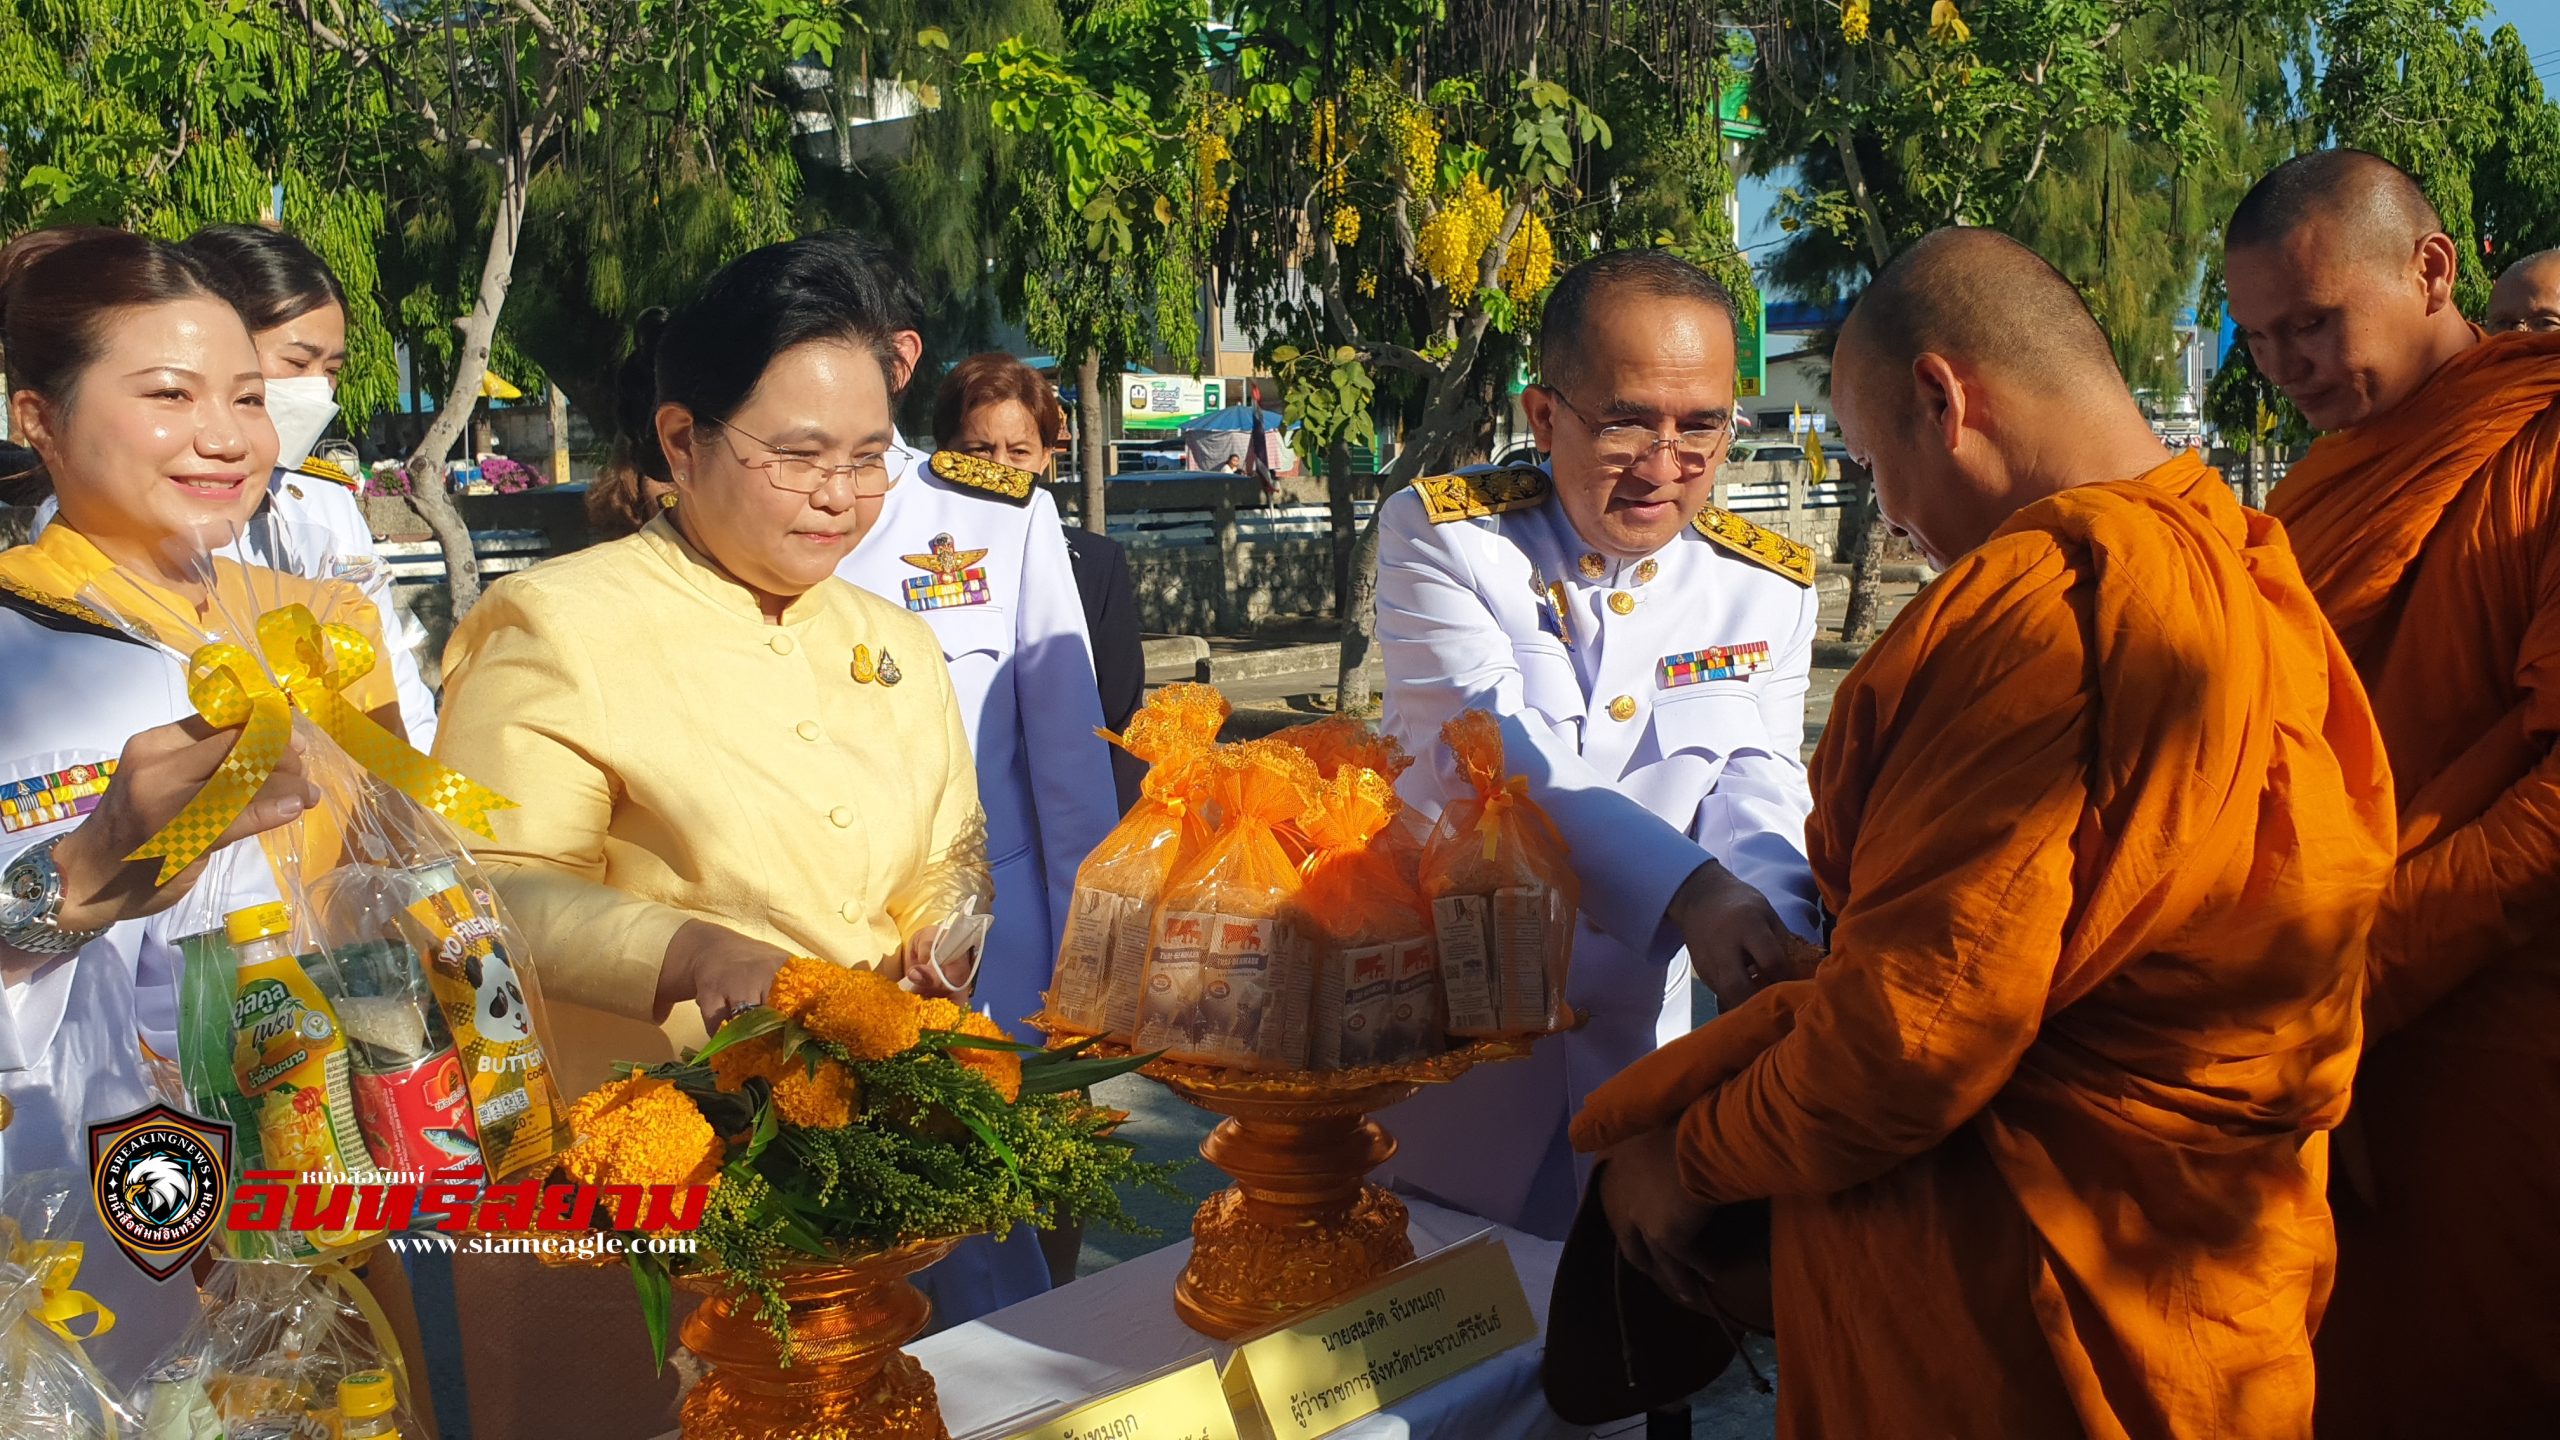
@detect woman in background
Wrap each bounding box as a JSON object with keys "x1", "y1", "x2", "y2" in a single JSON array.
[
  {"x1": 180, "y1": 225, "x2": 439, "y2": 745},
  {"x1": 936, "y1": 353, "x2": 1147, "y2": 814}
]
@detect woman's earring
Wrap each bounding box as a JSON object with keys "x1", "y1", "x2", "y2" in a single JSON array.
[{"x1": 658, "y1": 493, "x2": 679, "y2": 510}]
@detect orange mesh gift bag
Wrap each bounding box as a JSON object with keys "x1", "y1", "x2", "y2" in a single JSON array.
[
  {"x1": 1045, "y1": 683, "x2": 1229, "y2": 1039},
  {"x1": 1419, "y1": 710, "x2": 1578, "y2": 1035},
  {"x1": 1132, "y1": 741, "x2": 1319, "y2": 1070},
  {"x1": 1276, "y1": 715, "x2": 1423, "y2": 876},
  {"x1": 1288, "y1": 764, "x2": 1443, "y2": 1069}
]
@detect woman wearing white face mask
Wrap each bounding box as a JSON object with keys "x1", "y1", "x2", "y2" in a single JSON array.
[
  {"x1": 0, "y1": 226, "x2": 389, "y2": 1387},
  {"x1": 33, "y1": 226, "x2": 440, "y2": 745},
  {"x1": 184, "y1": 226, "x2": 439, "y2": 746}
]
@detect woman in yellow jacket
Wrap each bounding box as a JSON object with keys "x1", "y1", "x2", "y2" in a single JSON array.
[
  {"x1": 437, "y1": 235, "x2": 987, "y2": 1096},
  {"x1": 432, "y1": 235, "x2": 992, "y2": 1438}
]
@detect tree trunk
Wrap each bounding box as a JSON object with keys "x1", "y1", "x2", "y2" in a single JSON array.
[
  {"x1": 2243, "y1": 435, "x2": 2267, "y2": 509},
  {"x1": 1836, "y1": 484, "x2": 1891, "y2": 644},
  {"x1": 403, "y1": 150, "x2": 532, "y2": 618},
  {"x1": 1335, "y1": 507, "x2": 1385, "y2": 713},
  {"x1": 1327, "y1": 437, "x2": 1355, "y2": 618},
  {"x1": 1076, "y1": 350, "x2": 1108, "y2": 535},
  {"x1": 547, "y1": 382, "x2": 571, "y2": 486}
]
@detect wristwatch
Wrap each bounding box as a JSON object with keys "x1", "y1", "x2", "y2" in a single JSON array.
[{"x1": 1, "y1": 835, "x2": 110, "y2": 955}]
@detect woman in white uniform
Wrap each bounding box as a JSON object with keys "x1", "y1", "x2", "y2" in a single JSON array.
[
  {"x1": 29, "y1": 225, "x2": 439, "y2": 745},
  {"x1": 830, "y1": 286, "x2": 1118, "y2": 1047},
  {"x1": 0, "y1": 226, "x2": 364, "y2": 1387},
  {"x1": 822, "y1": 245, "x2": 1118, "y2": 1320}
]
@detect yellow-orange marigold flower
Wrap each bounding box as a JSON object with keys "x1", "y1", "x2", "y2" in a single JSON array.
[
  {"x1": 950, "y1": 1012, "x2": 1024, "y2": 1103},
  {"x1": 770, "y1": 1057, "x2": 860, "y2": 1130},
  {"x1": 765, "y1": 956, "x2": 842, "y2": 1021},
  {"x1": 561, "y1": 1075, "x2": 723, "y2": 1189},
  {"x1": 708, "y1": 1033, "x2": 790, "y2": 1092},
  {"x1": 803, "y1": 966, "x2": 924, "y2": 1061},
  {"x1": 916, "y1": 997, "x2": 969, "y2": 1033}
]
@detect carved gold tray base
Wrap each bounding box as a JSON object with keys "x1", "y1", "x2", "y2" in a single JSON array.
[{"x1": 1034, "y1": 1017, "x2": 1543, "y2": 1339}]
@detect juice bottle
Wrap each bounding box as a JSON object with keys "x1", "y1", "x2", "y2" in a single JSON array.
[
  {"x1": 225, "y1": 902, "x2": 378, "y2": 1250},
  {"x1": 337, "y1": 1371, "x2": 405, "y2": 1439}
]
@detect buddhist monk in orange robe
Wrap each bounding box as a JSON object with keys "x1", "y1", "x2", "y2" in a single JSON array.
[
  {"x1": 2224, "y1": 147, "x2": 2560, "y2": 1435},
  {"x1": 1576, "y1": 227, "x2": 2397, "y2": 1439}
]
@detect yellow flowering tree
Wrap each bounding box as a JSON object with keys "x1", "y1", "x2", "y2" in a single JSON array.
[{"x1": 1219, "y1": 0, "x2": 1664, "y2": 710}]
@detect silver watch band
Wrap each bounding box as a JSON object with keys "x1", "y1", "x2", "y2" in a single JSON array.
[{"x1": 1, "y1": 834, "x2": 109, "y2": 956}]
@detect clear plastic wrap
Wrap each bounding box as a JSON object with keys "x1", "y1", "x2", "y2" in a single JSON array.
[
  {"x1": 129, "y1": 1258, "x2": 423, "y2": 1440},
  {"x1": 1419, "y1": 710, "x2": 1579, "y2": 1036},
  {"x1": 1132, "y1": 741, "x2": 1319, "y2": 1069},
  {"x1": 0, "y1": 1174, "x2": 144, "y2": 1440},
  {"x1": 1046, "y1": 684, "x2": 1230, "y2": 1038},
  {"x1": 79, "y1": 532, "x2": 574, "y2": 1267}
]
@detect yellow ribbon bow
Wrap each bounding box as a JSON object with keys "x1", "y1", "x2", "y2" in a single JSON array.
[
  {"x1": 1473, "y1": 775, "x2": 1575, "y2": 866},
  {"x1": 0, "y1": 1222, "x2": 116, "y2": 1345},
  {"x1": 127, "y1": 602, "x2": 515, "y2": 881}
]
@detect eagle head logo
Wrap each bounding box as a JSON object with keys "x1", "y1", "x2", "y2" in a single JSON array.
[{"x1": 122, "y1": 1153, "x2": 195, "y2": 1228}]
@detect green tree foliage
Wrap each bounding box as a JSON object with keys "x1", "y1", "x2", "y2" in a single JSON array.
[
  {"x1": 1209, "y1": 1, "x2": 1741, "y2": 706},
  {"x1": 2317, "y1": 4, "x2": 2560, "y2": 311},
  {"x1": 0, "y1": 0, "x2": 400, "y2": 422},
  {"x1": 277, "y1": 0, "x2": 838, "y2": 614},
  {"x1": 946, "y1": 0, "x2": 1216, "y2": 528}
]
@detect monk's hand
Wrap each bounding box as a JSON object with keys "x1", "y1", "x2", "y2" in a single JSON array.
[
  {"x1": 661, "y1": 919, "x2": 792, "y2": 1029},
  {"x1": 1597, "y1": 1126, "x2": 1720, "y2": 1313},
  {"x1": 1669, "y1": 860, "x2": 1793, "y2": 1011},
  {"x1": 47, "y1": 715, "x2": 318, "y2": 935}
]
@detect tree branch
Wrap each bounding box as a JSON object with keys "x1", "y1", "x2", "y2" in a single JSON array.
[
  {"x1": 278, "y1": 0, "x2": 489, "y2": 159},
  {"x1": 501, "y1": 0, "x2": 583, "y2": 62}
]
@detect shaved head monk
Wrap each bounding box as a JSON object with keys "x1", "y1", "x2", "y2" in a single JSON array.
[
  {"x1": 2226, "y1": 149, "x2": 2560, "y2": 1435},
  {"x1": 1571, "y1": 225, "x2": 2395, "y2": 1437},
  {"x1": 2488, "y1": 247, "x2": 2560, "y2": 333}
]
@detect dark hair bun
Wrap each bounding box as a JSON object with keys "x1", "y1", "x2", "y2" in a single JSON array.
[{"x1": 611, "y1": 308, "x2": 674, "y2": 484}]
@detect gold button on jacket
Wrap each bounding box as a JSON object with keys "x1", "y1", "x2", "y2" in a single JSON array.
[{"x1": 436, "y1": 517, "x2": 985, "y2": 1093}]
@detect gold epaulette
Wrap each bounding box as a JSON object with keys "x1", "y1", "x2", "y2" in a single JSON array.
[
  {"x1": 1412, "y1": 464, "x2": 1550, "y2": 524},
  {"x1": 1691, "y1": 505, "x2": 1815, "y2": 587},
  {"x1": 928, "y1": 450, "x2": 1037, "y2": 505},
  {"x1": 292, "y1": 455, "x2": 361, "y2": 489}
]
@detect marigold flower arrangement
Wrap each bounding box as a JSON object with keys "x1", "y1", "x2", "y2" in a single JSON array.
[{"x1": 560, "y1": 956, "x2": 1171, "y2": 1364}]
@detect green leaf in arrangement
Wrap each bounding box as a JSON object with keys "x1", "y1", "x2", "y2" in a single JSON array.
[
  {"x1": 691, "y1": 1009, "x2": 782, "y2": 1065},
  {"x1": 741, "y1": 1093, "x2": 781, "y2": 1164},
  {"x1": 1018, "y1": 1048, "x2": 1163, "y2": 1098},
  {"x1": 956, "y1": 1104, "x2": 1021, "y2": 1176},
  {"x1": 628, "y1": 1254, "x2": 673, "y2": 1371}
]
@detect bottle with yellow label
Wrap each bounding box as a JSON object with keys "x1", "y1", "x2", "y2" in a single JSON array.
[
  {"x1": 338, "y1": 1370, "x2": 407, "y2": 1439},
  {"x1": 225, "y1": 903, "x2": 379, "y2": 1253}
]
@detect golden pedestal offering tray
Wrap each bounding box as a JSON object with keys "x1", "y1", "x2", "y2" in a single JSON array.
[{"x1": 1033, "y1": 1013, "x2": 1563, "y2": 1339}]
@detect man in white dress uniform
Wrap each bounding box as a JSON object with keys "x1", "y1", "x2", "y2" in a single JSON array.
[{"x1": 1374, "y1": 251, "x2": 1824, "y2": 1240}]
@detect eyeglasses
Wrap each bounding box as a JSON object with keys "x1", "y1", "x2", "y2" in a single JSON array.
[
  {"x1": 711, "y1": 422, "x2": 910, "y2": 497},
  {"x1": 1540, "y1": 387, "x2": 1730, "y2": 473}
]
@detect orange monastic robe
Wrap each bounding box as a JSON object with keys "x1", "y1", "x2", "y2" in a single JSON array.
[
  {"x1": 2267, "y1": 330, "x2": 2560, "y2": 1436},
  {"x1": 1573, "y1": 453, "x2": 2396, "y2": 1439}
]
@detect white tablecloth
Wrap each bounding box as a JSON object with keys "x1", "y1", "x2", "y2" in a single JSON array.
[{"x1": 646, "y1": 1197, "x2": 1594, "y2": 1440}]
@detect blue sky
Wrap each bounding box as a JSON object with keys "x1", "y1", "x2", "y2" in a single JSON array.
[{"x1": 1737, "y1": 1, "x2": 2560, "y2": 294}]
